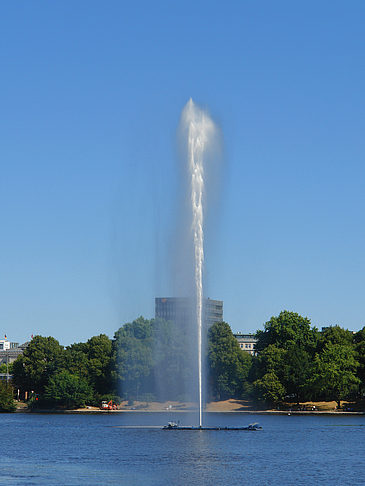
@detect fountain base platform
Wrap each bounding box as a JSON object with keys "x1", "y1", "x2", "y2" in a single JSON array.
[{"x1": 162, "y1": 422, "x2": 262, "y2": 431}]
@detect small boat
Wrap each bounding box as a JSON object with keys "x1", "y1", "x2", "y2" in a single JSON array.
[{"x1": 162, "y1": 421, "x2": 262, "y2": 431}]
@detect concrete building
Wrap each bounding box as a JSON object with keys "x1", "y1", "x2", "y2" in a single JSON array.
[
  {"x1": 155, "y1": 297, "x2": 223, "y2": 328},
  {"x1": 0, "y1": 341, "x2": 29, "y2": 365},
  {"x1": 0, "y1": 339, "x2": 28, "y2": 381},
  {"x1": 233, "y1": 332, "x2": 257, "y2": 355},
  {"x1": 0, "y1": 339, "x2": 19, "y2": 351}
]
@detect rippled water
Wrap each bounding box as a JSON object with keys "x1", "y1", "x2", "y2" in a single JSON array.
[{"x1": 1, "y1": 412, "x2": 364, "y2": 485}]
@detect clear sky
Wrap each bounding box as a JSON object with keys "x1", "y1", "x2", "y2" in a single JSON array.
[{"x1": 1, "y1": 1, "x2": 365, "y2": 345}]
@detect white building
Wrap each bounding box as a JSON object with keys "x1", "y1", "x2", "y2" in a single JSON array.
[
  {"x1": 0, "y1": 339, "x2": 26, "y2": 365},
  {"x1": 233, "y1": 332, "x2": 257, "y2": 356},
  {"x1": 0, "y1": 339, "x2": 15, "y2": 351}
]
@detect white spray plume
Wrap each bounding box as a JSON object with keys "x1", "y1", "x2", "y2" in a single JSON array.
[{"x1": 180, "y1": 98, "x2": 217, "y2": 427}]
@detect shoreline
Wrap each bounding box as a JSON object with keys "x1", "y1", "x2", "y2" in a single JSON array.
[
  {"x1": 15, "y1": 398, "x2": 365, "y2": 415},
  {"x1": 15, "y1": 409, "x2": 365, "y2": 415}
]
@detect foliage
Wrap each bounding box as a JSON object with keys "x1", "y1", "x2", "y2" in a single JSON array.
[
  {"x1": 63, "y1": 345, "x2": 90, "y2": 381},
  {"x1": 281, "y1": 344, "x2": 313, "y2": 404},
  {"x1": 44, "y1": 370, "x2": 93, "y2": 409},
  {"x1": 252, "y1": 312, "x2": 319, "y2": 405},
  {"x1": 151, "y1": 317, "x2": 194, "y2": 401},
  {"x1": 65, "y1": 334, "x2": 114, "y2": 395},
  {"x1": 208, "y1": 321, "x2": 252, "y2": 400},
  {"x1": 113, "y1": 317, "x2": 154, "y2": 400},
  {"x1": 113, "y1": 316, "x2": 194, "y2": 402},
  {"x1": 354, "y1": 327, "x2": 365, "y2": 395},
  {"x1": 318, "y1": 325, "x2": 354, "y2": 351},
  {"x1": 251, "y1": 345, "x2": 285, "y2": 380},
  {"x1": 12, "y1": 336, "x2": 64, "y2": 395},
  {"x1": 0, "y1": 362, "x2": 13, "y2": 374},
  {"x1": 253, "y1": 372, "x2": 285, "y2": 404},
  {"x1": 312, "y1": 343, "x2": 360, "y2": 407},
  {"x1": 9, "y1": 310, "x2": 365, "y2": 409},
  {"x1": 0, "y1": 381, "x2": 16, "y2": 412},
  {"x1": 255, "y1": 311, "x2": 318, "y2": 353}
]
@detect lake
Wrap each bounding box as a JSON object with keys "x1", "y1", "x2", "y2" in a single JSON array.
[{"x1": 1, "y1": 412, "x2": 364, "y2": 485}]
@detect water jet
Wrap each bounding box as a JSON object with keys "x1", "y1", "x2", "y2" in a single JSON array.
[{"x1": 179, "y1": 99, "x2": 218, "y2": 428}]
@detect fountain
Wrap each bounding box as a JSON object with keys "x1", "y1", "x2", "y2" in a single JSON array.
[
  {"x1": 179, "y1": 99, "x2": 217, "y2": 428},
  {"x1": 163, "y1": 100, "x2": 262, "y2": 431},
  {"x1": 116, "y1": 99, "x2": 261, "y2": 431}
]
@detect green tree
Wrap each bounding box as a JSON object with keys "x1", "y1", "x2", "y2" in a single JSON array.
[
  {"x1": 354, "y1": 327, "x2": 365, "y2": 394},
  {"x1": 0, "y1": 363, "x2": 13, "y2": 374},
  {"x1": 151, "y1": 318, "x2": 192, "y2": 401},
  {"x1": 318, "y1": 325, "x2": 354, "y2": 351},
  {"x1": 86, "y1": 334, "x2": 113, "y2": 395},
  {"x1": 282, "y1": 344, "x2": 313, "y2": 404},
  {"x1": 255, "y1": 311, "x2": 318, "y2": 353},
  {"x1": 312, "y1": 343, "x2": 360, "y2": 408},
  {"x1": 113, "y1": 317, "x2": 154, "y2": 400},
  {"x1": 66, "y1": 334, "x2": 114, "y2": 396},
  {"x1": 208, "y1": 321, "x2": 252, "y2": 400},
  {"x1": 251, "y1": 344, "x2": 286, "y2": 381},
  {"x1": 252, "y1": 311, "x2": 319, "y2": 404},
  {"x1": 0, "y1": 381, "x2": 16, "y2": 412},
  {"x1": 63, "y1": 344, "x2": 90, "y2": 381},
  {"x1": 12, "y1": 336, "x2": 64, "y2": 395},
  {"x1": 113, "y1": 316, "x2": 201, "y2": 402},
  {"x1": 253, "y1": 372, "x2": 285, "y2": 405},
  {"x1": 44, "y1": 370, "x2": 93, "y2": 409},
  {"x1": 251, "y1": 345, "x2": 286, "y2": 404}
]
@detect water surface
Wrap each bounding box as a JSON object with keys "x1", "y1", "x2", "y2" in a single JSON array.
[{"x1": 1, "y1": 412, "x2": 364, "y2": 485}]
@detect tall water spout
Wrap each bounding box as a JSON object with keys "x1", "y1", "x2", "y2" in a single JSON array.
[{"x1": 180, "y1": 99, "x2": 217, "y2": 427}]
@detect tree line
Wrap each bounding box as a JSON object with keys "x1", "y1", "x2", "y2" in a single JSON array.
[{"x1": 1, "y1": 310, "x2": 365, "y2": 411}]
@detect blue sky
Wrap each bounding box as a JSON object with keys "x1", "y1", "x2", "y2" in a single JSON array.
[{"x1": 1, "y1": 1, "x2": 365, "y2": 345}]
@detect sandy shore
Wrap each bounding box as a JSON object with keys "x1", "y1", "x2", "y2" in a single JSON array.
[{"x1": 17, "y1": 399, "x2": 365, "y2": 414}]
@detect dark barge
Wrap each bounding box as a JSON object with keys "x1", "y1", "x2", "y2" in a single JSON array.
[{"x1": 162, "y1": 422, "x2": 262, "y2": 431}]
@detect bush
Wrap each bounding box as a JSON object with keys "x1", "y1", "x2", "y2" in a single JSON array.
[
  {"x1": 253, "y1": 372, "x2": 285, "y2": 405},
  {"x1": 44, "y1": 370, "x2": 93, "y2": 409},
  {"x1": 0, "y1": 363, "x2": 13, "y2": 374},
  {"x1": 0, "y1": 381, "x2": 16, "y2": 412}
]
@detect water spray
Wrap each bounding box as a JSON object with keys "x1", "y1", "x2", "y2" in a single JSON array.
[{"x1": 180, "y1": 99, "x2": 216, "y2": 427}]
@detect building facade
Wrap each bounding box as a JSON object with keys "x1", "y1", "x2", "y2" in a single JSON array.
[
  {"x1": 0, "y1": 341, "x2": 29, "y2": 365},
  {"x1": 0, "y1": 339, "x2": 19, "y2": 351},
  {"x1": 155, "y1": 297, "x2": 223, "y2": 328},
  {"x1": 233, "y1": 332, "x2": 257, "y2": 355}
]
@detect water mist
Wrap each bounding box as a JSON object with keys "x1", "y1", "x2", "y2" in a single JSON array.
[{"x1": 179, "y1": 99, "x2": 218, "y2": 427}]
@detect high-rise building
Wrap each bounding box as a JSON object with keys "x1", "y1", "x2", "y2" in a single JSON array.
[{"x1": 155, "y1": 297, "x2": 223, "y2": 328}]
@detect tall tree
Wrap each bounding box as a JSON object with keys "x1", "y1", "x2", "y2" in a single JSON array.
[
  {"x1": 44, "y1": 370, "x2": 93, "y2": 409},
  {"x1": 354, "y1": 327, "x2": 365, "y2": 394},
  {"x1": 151, "y1": 318, "x2": 192, "y2": 401},
  {"x1": 63, "y1": 335, "x2": 114, "y2": 397},
  {"x1": 12, "y1": 336, "x2": 64, "y2": 395},
  {"x1": 312, "y1": 343, "x2": 360, "y2": 408},
  {"x1": 253, "y1": 372, "x2": 285, "y2": 405},
  {"x1": 113, "y1": 317, "x2": 154, "y2": 400},
  {"x1": 85, "y1": 334, "x2": 113, "y2": 395},
  {"x1": 282, "y1": 344, "x2": 313, "y2": 404},
  {"x1": 318, "y1": 325, "x2": 354, "y2": 351},
  {"x1": 0, "y1": 381, "x2": 16, "y2": 412},
  {"x1": 255, "y1": 310, "x2": 318, "y2": 353},
  {"x1": 208, "y1": 321, "x2": 252, "y2": 400},
  {"x1": 252, "y1": 311, "x2": 318, "y2": 405},
  {"x1": 251, "y1": 345, "x2": 286, "y2": 404}
]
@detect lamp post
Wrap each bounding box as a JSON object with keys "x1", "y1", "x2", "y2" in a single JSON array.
[{"x1": 6, "y1": 352, "x2": 9, "y2": 382}]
